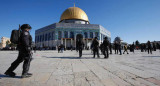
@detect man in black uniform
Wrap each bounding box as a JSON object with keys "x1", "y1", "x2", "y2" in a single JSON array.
[
  {"x1": 109, "y1": 42, "x2": 112, "y2": 54},
  {"x1": 77, "y1": 38, "x2": 84, "y2": 57},
  {"x1": 5, "y1": 24, "x2": 33, "y2": 78},
  {"x1": 132, "y1": 42, "x2": 135, "y2": 53},
  {"x1": 92, "y1": 37, "x2": 100, "y2": 58},
  {"x1": 103, "y1": 37, "x2": 109, "y2": 58},
  {"x1": 147, "y1": 41, "x2": 152, "y2": 54},
  {"x1": 114, "y1": 41, "x2": 118, "y2": 54}
]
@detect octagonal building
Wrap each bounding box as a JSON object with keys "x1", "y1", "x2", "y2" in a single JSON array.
[{"x1": 35, "y1": 6, "x2": 111, "y2": 49}]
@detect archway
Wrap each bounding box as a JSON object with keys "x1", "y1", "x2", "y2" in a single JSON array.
[
  {"x1": 76, "y1": 34, "x2": 83, "y2": 49},
  {"x1": 76, "y1": 34, "x2": 83, "y2": 41}
]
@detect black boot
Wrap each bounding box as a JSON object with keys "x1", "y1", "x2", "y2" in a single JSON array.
[
  {"x1": 21, "y1": 74, "x2": 32, "y2": 78},
  {"x1": 4, "y1": 71, "x2": 16, "y2": 77}
]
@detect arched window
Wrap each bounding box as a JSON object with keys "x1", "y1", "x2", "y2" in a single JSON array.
[
  {"x1": 37, "y1": 36, "x2": 39, "y2": 42},
  {"x1": 42, "y1": 34, "x2": 44, "y2": 41},
  {"x1": 64, "y1": 31, "x2": 68, "y2": 38},
  {"x1": 52, "y1": 31, "x2": 55, "y2": 40},
  {"x1": 58, "y1": 31, "x2": 62, "y2": 40},
  {"x1": 45, "y1": 34, "x2": 48, "y2": 41},
  {"x1": 101, "y1": 34, "x2": 103, "y2": 41},
  {"x1": 95, "y1": 32, "x2": 99, "y2": 38},
  {"x1": 35, "y1": 36, "x2": 37, "y2": 43},
  {"x1": 90, "y1": 32, "x2": 93, "y2": 38},
  {"x1": 70, "y1": 31, "x2": 74, "y2": 39},
  {"x1": 48, "y1": 33, "x2": 51, "y2": 41},
  {"x1": 40, "y1": 35, "x2": 42, "y2": 42},
  {"x1": 84, "y1": 32, "x2": 88, "y2": 38}
]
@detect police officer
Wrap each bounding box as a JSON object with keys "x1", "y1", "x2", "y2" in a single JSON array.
[
  {"x1": 132, "y1": 42, "x2": 135, "y2": 53},
  {"x1": 5, "y1": 24, "x2": 33, "y2": 78},
  {"x1": 77, "y1": 38, "x2": 84, "y2": 57},
  {"x1": 114, "y1": 41, "x2": 118, "y2": 54},
  {"x1": 147, "y1": 41, "x2": 152, "y2": 54},
  {"x1": 103, "y1": 37, "x2": 109, "y2": 58},
  {"x1": 92, "y1": 37, "x2": 100, "y2": 58},
  {"x1": 109, "y1": 42, "x2": 112, "y2": 54}
]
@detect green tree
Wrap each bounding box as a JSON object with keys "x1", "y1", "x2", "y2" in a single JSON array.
[
  {"x1": 135, "y1": 40, "x2": 140, "y2": 49},
  {"x1": 6, "y1": 40, "x2": 10, "y2": 47},
  {"x1": 135, "y1": 40, "x2": 140, "y2": 46},
  {"x1": 9, "y1": 43, "x2": 17, "y2": 48}
]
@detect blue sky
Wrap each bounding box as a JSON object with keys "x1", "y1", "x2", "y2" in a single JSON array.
[{"x1": 0, "y1": 0, "x2": 160, "y2": 44}]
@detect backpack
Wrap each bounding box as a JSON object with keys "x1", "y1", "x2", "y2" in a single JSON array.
[
  {"x1": 10, "y1": 30, "x2": 21, "y2": 44},
  {"x1": 10, "y1": 25, "x2": 21, "y2": 44}
]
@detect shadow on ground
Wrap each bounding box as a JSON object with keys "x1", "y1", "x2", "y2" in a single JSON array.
[
  {"x1": 0, "y1": 74, "x2": 21, "y2": 79},
  {"x1": 142, "y1": 56, "x2": 160, "y2": 57},
  {"x1": 45, "y1": 56, "x2": 107, "y2": 59}
]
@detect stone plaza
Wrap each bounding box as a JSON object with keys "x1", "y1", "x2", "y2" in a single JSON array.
[{"x1": 0, "y1": 50, "x2": 160, "y2": 86}]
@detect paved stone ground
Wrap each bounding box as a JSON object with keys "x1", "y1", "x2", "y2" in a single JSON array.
[{"x1": 0, "y1": 50, "x2": 160, "y2": 86}]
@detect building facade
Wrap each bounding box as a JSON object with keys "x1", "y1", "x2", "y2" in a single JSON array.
[
  {"x1": 35, "y1": 6, "x2": 111, "y2": 49},
  {"x1": 0, "y1": 37, "x2": 10, "y2": 49}
]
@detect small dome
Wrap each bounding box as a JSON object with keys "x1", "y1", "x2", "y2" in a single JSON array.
[
  {"x1": 60, "y1": 7, "x2": 89, "y2": 22},
  {"x1": 114, "y1": 37, "x2": 122, "y2": 42}
]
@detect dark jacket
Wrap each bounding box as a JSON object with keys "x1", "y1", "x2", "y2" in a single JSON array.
[
  {"x1": 77, "y1": 40, "x2": 84, "y2": 49},
  {"x1": 103, "y1": 39, "x2": 109, "y2": 49},
  {"x1": 92, "y1": 39, "x2": 99, "y2": 50},
  {"x1": 19, "y1": 30, "x2": 32, "y2": 52}
]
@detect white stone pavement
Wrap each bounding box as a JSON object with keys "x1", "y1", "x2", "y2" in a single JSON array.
[{"x1": 0, "y1": 50, "x2": 160, "y2": 86}]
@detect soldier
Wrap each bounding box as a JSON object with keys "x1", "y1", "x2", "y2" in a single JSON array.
[
  {"x1": 118, "y1": 41, "x2": 122, "y2": 55},
  {"x1": 153, "y1": 42, "x2": 156, "y2": 51},
  {"x1": 103, "y1": 37, "x2": 109, "y2": 58},
  {"x1": 77, "y1": 38, "x2": 84, "y2": 57},
  {"x1": 114, "y1": 41, "x2": 118, "y2": 54},
  {"x1": 92, "y1": 37, "x2": 100, "y2": 58},
  {"x1": 132, "y1": 42, "x2": 135, "y2": 53},
  {"x1": 100, "y1": 42, "x2": 104, "y2": 54},
  {"x1": 109, "y1": 42, "x2": 112, "y2": 54},
  {"x1": 5, "y1": 24, "x2": 33, "y2": 78},
  {"x1": 147, "y1": 41, "x2": 152, "y2": 54}
]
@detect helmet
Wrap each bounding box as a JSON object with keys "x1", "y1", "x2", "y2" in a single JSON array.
[
  {"x1": 21, "y1": 24, "x2": 32, "y2": 30},
  {"x1": 94, "y1": 37, "x2": 98, "y2": 39},
  {"x1": 104, "y1": 37, "x2": 108, "y2": 40}
]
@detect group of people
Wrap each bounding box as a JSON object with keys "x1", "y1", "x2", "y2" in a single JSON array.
[
  {"x1": 76, "y1": 37, "x2": 110, "y2": 59},
  {"x1": 4, "y1": 24, "x2": 160, "y2": 79}
]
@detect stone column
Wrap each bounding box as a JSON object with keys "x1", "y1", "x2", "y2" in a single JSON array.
[
  {"x1": 61, "y1": 38, "x2": 63, "y2": 44},
  {"x1": 68, "y1": 31, "x2": 70, "y2": 38},
  {"x1": 93, "y1": 32, "x2": 95, "y2": 38},
  {"x1": 71, "y1": 39, "x2": 72, "y2": 46},
  {"x1": 62, "y1": 31, "x2": 64, "y2": 38},
  {"x1": 87, "y1": 39, "x2": 88, "y2": 46},
  {"x1": 88, "y1": 32, "x2": 90, "y2": 38},
  {"x1": 65, "y1": 39, "x2": 66, "y2": 49}
]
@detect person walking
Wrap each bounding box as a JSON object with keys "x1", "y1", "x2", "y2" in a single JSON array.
[
  {"x1": 103, "y1": 37, "x2": 109, "y2": 58},
  {"x1": 132, "y1": 42, "x2": 135, "y2": 53},
  {"x1": 153, "y1": 42, "x2": 156, "y2": 51},
  {"x1": 100, "y1": 42, "x2": 104, "y2": 54},
  {"x1": 147, "y1": 41, "x2": 152, "y2": 54},
  {"x1": 77, "y1": 38, "x2": 84, "y2": 57},
  {"x1": 118, "y1": 41, "x2": 122, "y2": 55},
  {"x1": 109, "y1": 42, "x2": 112, "y2": 54},
  {"x1": 92, "y1": 37, "x2": 100, "y2": 58},
  {"x1": 114, "y1": 41, "x2": 118, "y2": 54},
  {"x1": 123, "y1": 44, "x2": 129, "y2": 54},
  {"x1": 5, "y1": 24, "x2": 33, "y2": 78}
]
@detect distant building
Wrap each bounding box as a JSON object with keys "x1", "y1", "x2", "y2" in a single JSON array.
[
  {"x1": 0, "y1": 37, "x2": 10, "y2": 48},
  {"x1": 35, "y1": 6, "x2": 111, "y2": 49}
]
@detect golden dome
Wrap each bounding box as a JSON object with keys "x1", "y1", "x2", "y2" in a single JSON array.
[{"x1": 60, "y1": 7, "x2": 89, "y2": 22}]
